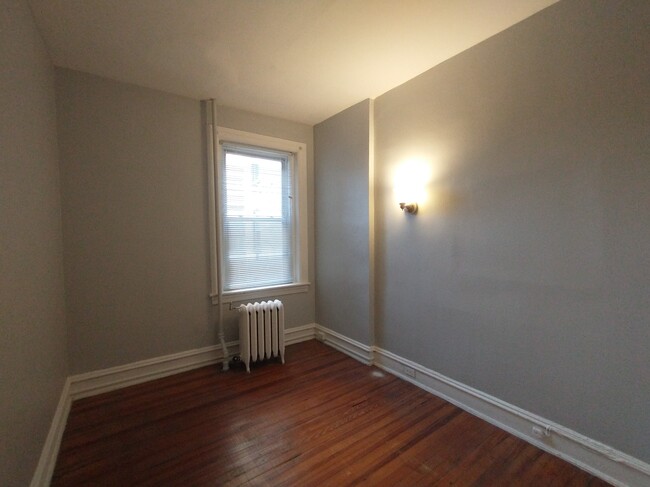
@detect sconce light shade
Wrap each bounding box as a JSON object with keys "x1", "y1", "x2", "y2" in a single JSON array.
[
  {"x1": 399, "y1": 202, "x2": 418, "y2": 214},
  {"x1": 395, "y1": 158, "x2": 430, "y2": 216}
]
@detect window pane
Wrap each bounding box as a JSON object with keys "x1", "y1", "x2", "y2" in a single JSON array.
[
  {"x1": 222, "y1": 148, "x2": 293, "y2": 291},
  {"x1": 224, "y1": 153, "x2": 283, "y2": 218}
]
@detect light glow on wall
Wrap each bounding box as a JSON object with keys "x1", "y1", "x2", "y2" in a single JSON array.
[{"x1": 393, "y1": 158, "x2": 433, "y2": 211}]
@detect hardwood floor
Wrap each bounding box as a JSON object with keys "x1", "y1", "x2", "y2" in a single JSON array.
[{"x1": 53, "y1": 340, "x2": 610, "y2": 486}]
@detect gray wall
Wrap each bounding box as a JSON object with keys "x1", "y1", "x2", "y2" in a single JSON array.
[
  {"x1": 315, "y1": 100, "x2": 372, "y2": 345},
  {"x1": 56, "y1": 69, "x2": 315, "y2": 374},
  {"x1": 0, "y1": 1, "x2": 69, "y2": 485},
  {"x1": 56, "y1": 69, "x2": 211, "y2": 374},
  {"x1": 373, "y1": 0, "x2": 649, "y2": 463}
]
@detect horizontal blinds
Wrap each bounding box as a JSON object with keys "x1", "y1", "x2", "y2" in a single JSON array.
[{"x1": 222, "y1": 146, "x2": 293, "y2": 291}]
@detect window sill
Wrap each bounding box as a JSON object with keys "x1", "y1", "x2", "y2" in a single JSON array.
[{"x1": 210, "y1": 282, "x2": 310, "y2": 306}]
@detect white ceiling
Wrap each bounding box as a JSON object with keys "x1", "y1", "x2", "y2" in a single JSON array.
[{"x1": 28, "y1": 0, "x2": 558, "y2": 125}]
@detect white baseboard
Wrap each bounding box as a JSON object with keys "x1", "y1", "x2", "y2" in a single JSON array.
[
  {"x1": 313, "y1": 323, "x2": 650, "y2": 487},
  {"x1": 314, "y1": 324, "x2": 374, "y2": 365},
  {"x1": 285, "y1": 322, "x2": 316, "y2": 345},
  {"x1": 69, "y1": 340, "x2": 238, "y2": 400},
  {"x1": 33, "y1": 322, "x2": 648, "y2": 487},
  {"x1": 69, "y1": 324, "x2": 317, "y2": 401},
  {"x1": 371, "y1": 340, "x2": 649, "y2": 486},
  {"x1": 31, "y1": 323, "x2": 316, "y2": 486},
  {"x1": 30, "y1": 378, "x2": 71, "y2": 487}
]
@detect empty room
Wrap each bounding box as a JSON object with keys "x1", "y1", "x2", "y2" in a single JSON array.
[{"x1": 2, "y1": 0, "x2": 649, "y2": 485}]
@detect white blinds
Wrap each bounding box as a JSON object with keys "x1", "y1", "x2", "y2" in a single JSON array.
[{"x1": 221, "y1": 145, "x2": 294, "y2": 291}]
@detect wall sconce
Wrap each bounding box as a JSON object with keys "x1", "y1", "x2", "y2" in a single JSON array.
[
  {"x1": 394, "y1": 158, "x2": 430, "y2": 216},
  {"x1": 399, "y1": 202, "x2": 418, "y2": 214}
]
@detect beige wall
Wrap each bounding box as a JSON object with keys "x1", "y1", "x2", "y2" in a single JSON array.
[
  {"x1": 372, "y1": 0, "x2": 649, "y2": 463},
  {"x1": 56, "y1": 69, "x2": 315, "y2": 374},
  {"x1": 0, "y1": 1, "x2": 69, "y2": 485}
]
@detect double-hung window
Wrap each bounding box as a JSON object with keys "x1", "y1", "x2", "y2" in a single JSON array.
[{"x1": 209, "y1": 127, "x2": 308, "y2": 303}]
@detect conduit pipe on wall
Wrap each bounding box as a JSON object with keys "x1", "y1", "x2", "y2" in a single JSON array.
[{"x1": 206, "y1": 99, "x2": 229, "y2": 371}]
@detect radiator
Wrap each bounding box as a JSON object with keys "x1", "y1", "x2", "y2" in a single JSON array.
[{"x1": 238, "y1": 300, "x2": 285, "y2": 373}]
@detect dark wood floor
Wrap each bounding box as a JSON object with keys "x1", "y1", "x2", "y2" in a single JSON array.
[{"x1": 53, "y1": 340, "x2": 610, "y2": 486}]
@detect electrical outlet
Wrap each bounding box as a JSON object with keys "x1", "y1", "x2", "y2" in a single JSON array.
[
  {"x1": 532, "y1": 425, "x2": 552, "y2": 438},
  {"x1": 403, "y1": 365, "x2": 416, "y2": 378}
]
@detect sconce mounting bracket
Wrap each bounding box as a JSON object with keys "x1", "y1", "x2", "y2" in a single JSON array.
[{"x1": 399, "y1": 202, "x2": 418, "y2": 214}]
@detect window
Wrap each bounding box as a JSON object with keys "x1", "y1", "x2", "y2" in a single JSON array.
[
  {"x1": 208, "y1": 127, "x2": 308, "y2": 303},
  {"x1": 222, "y1": 145, "x2": 292, "y2": 290}
]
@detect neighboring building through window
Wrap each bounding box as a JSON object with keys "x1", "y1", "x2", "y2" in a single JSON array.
[{"x1": 221, "y1": 145, "x2": 293, "y2": 291}]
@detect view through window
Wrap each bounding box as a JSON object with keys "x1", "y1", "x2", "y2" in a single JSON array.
[{"x1": 222, "y1": 146, "x2": 294, "y2": 291}]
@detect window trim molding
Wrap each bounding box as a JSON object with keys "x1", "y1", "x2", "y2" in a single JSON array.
[
  {"x1": 208, "y1": 126, "x2": 309, "y2": 304},
  {"x1": 210, "y1": 283, "x2": 310, "y2": 305}
]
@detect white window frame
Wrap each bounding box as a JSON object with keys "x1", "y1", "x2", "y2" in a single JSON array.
[{"x1": 208, "y1": 126, "x2": 309, "y2": 304}]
